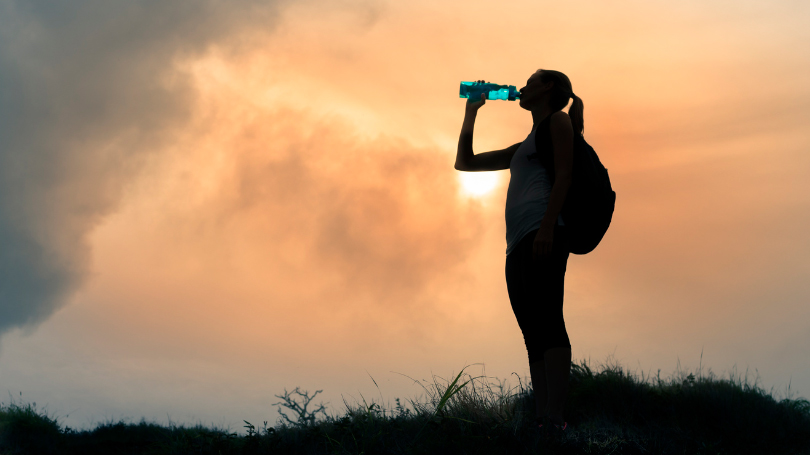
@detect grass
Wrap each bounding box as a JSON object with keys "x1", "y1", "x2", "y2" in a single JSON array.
[{"x1": 2, "y1": 356, "x2": 809, "y2": 454}]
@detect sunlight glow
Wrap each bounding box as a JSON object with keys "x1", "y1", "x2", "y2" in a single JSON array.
[{"x1": 459, "y1": 172, "x2": 499, "y2": 196}]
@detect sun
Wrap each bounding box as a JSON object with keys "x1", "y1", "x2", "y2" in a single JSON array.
[{"x1": 459, "y1": 172, "x2": 499, "y2": 196}]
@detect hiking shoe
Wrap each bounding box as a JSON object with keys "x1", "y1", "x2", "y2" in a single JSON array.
[
  {"x1": 539, "y1": 422, "x2": 567, "y2": 430},
  {"x1": 536, "y1": 416, "x2": 568, "y2": 434}
]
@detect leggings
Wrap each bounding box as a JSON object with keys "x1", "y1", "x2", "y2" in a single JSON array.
[{"x1": 505, "y1": 225, "x2": 571, "y2": 364}]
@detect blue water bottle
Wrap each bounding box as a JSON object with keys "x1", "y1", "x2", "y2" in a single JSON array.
[{"x1": 459, "y1": 81, "x2": 520, "y2": 101}]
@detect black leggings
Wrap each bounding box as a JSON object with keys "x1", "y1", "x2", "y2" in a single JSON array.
[{"x1": 505, "y1": 225, "x2": 571, "y2": 364}]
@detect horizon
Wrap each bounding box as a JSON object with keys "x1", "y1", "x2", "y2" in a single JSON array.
[{"x1": 1, "y1": 0, "x2": 809, "y2": 431}]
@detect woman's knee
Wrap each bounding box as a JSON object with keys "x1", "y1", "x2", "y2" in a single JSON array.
[{"x1": 525, "y1": 332, "x2": 570, "y2": 363}]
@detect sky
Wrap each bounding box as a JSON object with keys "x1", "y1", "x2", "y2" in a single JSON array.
[{"x1": 1, "y1": 0, "x2": 809, "y2": 431}]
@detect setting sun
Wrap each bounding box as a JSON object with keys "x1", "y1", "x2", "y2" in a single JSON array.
[{"x1": 459, "y1": 171, "x2": 500, "y2": 196}]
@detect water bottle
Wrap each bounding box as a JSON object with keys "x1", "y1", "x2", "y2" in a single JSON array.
[{"x1": 459, "y1": 81, "x2": 520, "y2": 101}]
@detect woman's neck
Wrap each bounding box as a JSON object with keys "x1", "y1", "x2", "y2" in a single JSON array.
[{"x1": 531, "y1": 106, "x2": 554, "y2": 130}]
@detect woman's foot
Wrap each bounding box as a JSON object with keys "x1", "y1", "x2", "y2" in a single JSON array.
[
  {"x1": 551, "y1": 421, "x2": 567, "y2": 431},
  {"x1": 536, "y1": 414, "x2": 564, "y2": 427},
  {"x1": 544, "y1": 414, "x2": 567, "y2": 432},
  {"x1": 536, "y1": 415, "x2": 568, "y2": 438},
  {"x1": 547, "y1": 414, "x2": 565, "y2": 426}
]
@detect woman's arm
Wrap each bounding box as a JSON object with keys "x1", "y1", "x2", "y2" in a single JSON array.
[
  {"x1": 455, "y1": 93, "x2": 519, "y2": 171},
  {"x1": 455, "y1": 106, "x2": 479, "y2": 170},
  {"x1": 533, "y1": 111, "x2": 574, "y2": 258}
]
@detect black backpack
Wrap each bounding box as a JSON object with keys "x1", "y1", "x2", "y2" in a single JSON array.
[{"x1": 530, "y1": 126, "x2": 616, "y2": 255}]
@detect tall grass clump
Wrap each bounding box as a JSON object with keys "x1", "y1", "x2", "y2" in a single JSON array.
[
  {"x1": 0, "y1": 396, "x2": 63, "y2": 454},
  {"x1": 2, "y1": 357, "x2": 809, "y2": 454}
]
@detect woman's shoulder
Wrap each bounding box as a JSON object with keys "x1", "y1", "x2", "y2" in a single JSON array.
[
  {"x1": 550, "y1": 110, "x2": 570, "y2": 123},
  {"x1": 549, "y1": 110, "x2": 573, "y2": 134}
]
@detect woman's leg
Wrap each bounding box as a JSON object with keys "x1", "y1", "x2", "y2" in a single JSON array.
[
  {"x1": 506, "y1": 238, "x2": 548, "y2": 421},
  {"x1": 544, "y1": 346, "x2": 571, "y2": 425},
  {"x1": 529, "y1": 358, "x2": 548, "y2": 420},
  {"x1": 506, "y1": 226, "x2": 571, "y2": 422},
  {"x1": 530, "y1": 348, "x2": 570, "y2": 425},
  {"x1": 506, "y1": 226, "x2": 571, "y2": 424}
]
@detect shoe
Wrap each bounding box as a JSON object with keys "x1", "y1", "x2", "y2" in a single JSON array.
[{"x1": 536, "y1": 416, "x2": 567, "y2": 432}]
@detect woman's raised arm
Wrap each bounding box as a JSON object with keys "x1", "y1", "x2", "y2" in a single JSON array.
[{"x1": 455, "y1": 92, "x2": 520, "y2": 172}]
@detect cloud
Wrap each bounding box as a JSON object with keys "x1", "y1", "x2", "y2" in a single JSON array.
[
  {"x1": 0, "y1": 0, "x2": 288, "y2": 335},
  {"x1": 235, "y1": 118, "x2": 486, "y2": 308},
  {"x1": 136, "y1": 94, "x2": 489, "y2": 314},
  {"x1": 51, "y1": 85, "x2": 492, "y2": 362}
]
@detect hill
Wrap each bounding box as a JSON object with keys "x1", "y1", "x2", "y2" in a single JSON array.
[{"x1": 2, "y1": 357, "x2": 809, "y2": 454}]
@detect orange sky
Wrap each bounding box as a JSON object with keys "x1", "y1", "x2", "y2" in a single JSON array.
[{"x1": 1, "y1": 0, "x2": 809, "y2": 430}]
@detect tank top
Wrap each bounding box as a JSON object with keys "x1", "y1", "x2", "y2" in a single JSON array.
[{"x1": 504, "y1": 115, "x2": 564, "y2": 256}]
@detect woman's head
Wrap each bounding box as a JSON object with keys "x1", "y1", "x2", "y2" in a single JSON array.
[{"x1": 519, "y1": 69, "x2": 584, "y2": 136}]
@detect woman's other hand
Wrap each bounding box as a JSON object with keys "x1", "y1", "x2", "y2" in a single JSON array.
[{"x1": 532, "y1": 225, "x2": 555, "y2": 260}]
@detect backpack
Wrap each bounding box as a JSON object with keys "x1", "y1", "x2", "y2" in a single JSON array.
[{"x1": 531, "y1": 123, "x2": 616, "y2": 255}]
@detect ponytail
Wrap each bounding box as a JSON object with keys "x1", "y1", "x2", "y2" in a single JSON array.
[
  {"x1": 569, "y1": 94, "x2": 584, "y2": 137},
  {"x1": 538, "y1": 69, "x2": 584, "y2": 136}
]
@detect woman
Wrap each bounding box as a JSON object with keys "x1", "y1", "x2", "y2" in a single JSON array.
[{"x1": 454, "y1": 69, "x2": 583, "y2": 431}]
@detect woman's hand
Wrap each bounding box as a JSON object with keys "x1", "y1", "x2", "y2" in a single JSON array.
[
  {"x1": 532, "y1": 225, "x2": 555, "y2": 261},
  {"x1": 465, "y1": 80, "x2": 487, "y2": 113}
]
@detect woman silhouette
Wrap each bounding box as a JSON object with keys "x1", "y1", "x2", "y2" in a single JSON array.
[{"x1": 455, "y1": 69, "x2": 583, "y2": 431}]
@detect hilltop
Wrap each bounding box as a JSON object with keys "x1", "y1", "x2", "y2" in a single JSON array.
[{"x1": 2, "y1": 357, "x2": 809, "y2": 454}]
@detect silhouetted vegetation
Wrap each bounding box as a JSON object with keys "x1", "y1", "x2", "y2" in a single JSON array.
[{"x1": 2, "y1": 357, "x2": 809, "y2": 454}]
